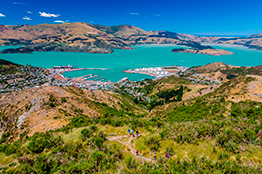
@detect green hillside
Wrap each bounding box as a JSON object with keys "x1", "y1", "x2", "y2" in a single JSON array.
[{"x1": 0, "y1": 75, "x2": 261, "y2": 173}]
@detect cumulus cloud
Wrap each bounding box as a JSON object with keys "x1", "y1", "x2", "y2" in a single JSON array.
[
  {"x1": 129, "y1": 12, "x2": 140, "y2": 16},
  {"x1": 0, "y1": 13, "x2": 5, "y2": 17},
  {"x1": 27, "y1": 11, "x2": 32, "y2": 14},
  {"x1": 23, "y1": 16, "x2": 32, "y2": 20},
  {"x1": 54, "y1": 20, "x2": 64, "y2": 23},
  {"x1": 39, "y1": 12, "x2": 60, "y2": 17}
]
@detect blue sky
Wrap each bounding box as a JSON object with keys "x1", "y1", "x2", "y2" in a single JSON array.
[{"x1": 0, "y1": 0, "x2": 261, "y2": 35}]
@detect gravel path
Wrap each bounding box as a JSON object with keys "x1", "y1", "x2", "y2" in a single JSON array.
[{"x1": 107, "y1": 134, "x2": 152, "y2": 162}]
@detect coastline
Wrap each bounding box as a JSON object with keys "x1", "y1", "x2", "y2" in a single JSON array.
[
  {"x1": 49, "y1": 67, "x2": 110, "y2": 85},
  {"x1": 123, "y1": 70, "x2": 157, "y2": 77},
  {"x1": 171, "y1": 48, "x2": 233, "y2": 56}
]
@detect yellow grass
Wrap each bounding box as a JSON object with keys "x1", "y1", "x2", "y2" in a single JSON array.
[{"x1": 0, "y1": 153, "x2": 14, "y2": 167}]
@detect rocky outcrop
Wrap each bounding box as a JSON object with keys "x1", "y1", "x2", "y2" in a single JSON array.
[{"x1": 17, "y1": 96, "x2": 41, "y2": 128}]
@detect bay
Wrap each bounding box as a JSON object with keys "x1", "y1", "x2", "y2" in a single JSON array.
[{"x1": 0, "y1": 44, "x2": 261, "y2": 82}]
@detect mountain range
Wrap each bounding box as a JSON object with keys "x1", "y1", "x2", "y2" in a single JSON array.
[{"x1": 0, "y1": 22, "x2": 261, "y2": 54}]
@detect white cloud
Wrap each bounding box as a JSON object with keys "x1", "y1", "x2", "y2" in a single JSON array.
[
  {"x1": 54, "y1": 20, "x2": 64, "y2": 23},
  {"x1": 27, "y1": 11, "x2": 32, "y2": 14},
  {"x1": 154, "y1": 14, "x2": 161, "y2": 17},
  {"x1": 0, "y1": 13, "x2": 5, "y2": 17},
  {"x1": 129, "y1": 12, "x2": 140, "y2": 16},
  {"x1": 39, "y1": 12, "x2": 60, "y2": 18},
  {"x1": 23, "y1": 16, "x2": 32, "y2": 20}
]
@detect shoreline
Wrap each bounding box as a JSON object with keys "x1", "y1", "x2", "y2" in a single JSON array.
[
  {"x1": 123, "y1": 70, "x2": 157, "y2": 77},
  {"x1": 49, "y1": 67, "x2": 110, "y2": 85}
]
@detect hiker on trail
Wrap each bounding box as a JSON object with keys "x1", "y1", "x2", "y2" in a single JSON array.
[
  {"x1": 131, "y1": 129, "x2": 134, "y2": 136},
  {"x1": 136, "y1": 150, "x2": 139, "y2": 156},
  {"x1": 153, "y1": 153, "x2": 157, "y2": 160},
  {"x1": 136, "y1": 130, "x2": 139, "y2": 136},
  {"x1": 165, "y1": 153, "x2": 170, "y2": 159},
  {"x1": 128, "y1": 129, "x2": 130, "y2": 135}
]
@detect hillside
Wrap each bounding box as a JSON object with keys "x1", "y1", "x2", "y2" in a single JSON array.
[
  {"x1": 0, "y1": 59, "x2": 262, "y2": 173},
  {"x1": 0, "y1": 65, "x2": 262, "y2": 173},
  {"x1": 0, "y1": 22, "x2": 235, "y2": 54},
  {"x1": 177, "y1": 33, "x2": 262, "y2": 51},
  {"x1": 0, "y1": 85, "x2": 148, "y2": 139},
  {"x1": 191, "y1": 62, "x2": 262, "y2": 82},
  {"x1": 209, "y1": 34, "x2": 262, "y2": 51}
]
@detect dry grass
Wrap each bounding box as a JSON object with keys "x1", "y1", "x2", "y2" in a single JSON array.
[{"x1": 0, "y1": 153, "x2": 14, "y2": 167}]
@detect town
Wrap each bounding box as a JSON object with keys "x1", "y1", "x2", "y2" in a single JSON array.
[
  {"x1": 0, "y1": 65, "x2": 50, "y2": 93},
  {"x1": 1, "y1": 64, "x2": 221, "y2": 95},
  {"x1": 124, "y1": 65, "x2": 221, "y2": 85}
]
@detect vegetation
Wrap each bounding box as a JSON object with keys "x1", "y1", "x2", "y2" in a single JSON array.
[{"x1": 0, "y1": 74, "x2": 261, "y2": 173}]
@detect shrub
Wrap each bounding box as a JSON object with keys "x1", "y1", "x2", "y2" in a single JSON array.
[
  {"x1": 61, "y1": 97, "x2": 67, "y2": 102},
  {"x1": 49, "y1": 102, "x2": 55, "y2": 107},
  {"x1": 94, "y1": 137, "x2": 105, "y2": 148},
  {"x1": 81, "y1": 129, "x2": 91, "y2": 141},
  {"x1": 94, "y1": 131, "x2": 106, "y2": 149},
  {"x1": 0, "y1": 132, "x2": 10, "y2": 144},
  {"x1": 92, "y1": 151, "x2": 104, "y2": 163},
  {"x1": 146, "y1": 135, "x2": 161, "y2": 151},
  {"x1": 28, "y1": 139, "x2": 48, "y2": 153},
  {"x1": 125, "y1": 156, "x2": 137, "y2": 169},
  {"x1": 89, "y1": 125, "x2": 98, "y2": 133},
  {"x1": 67, "y1": 116, "x2": 90, "y2": 128}
]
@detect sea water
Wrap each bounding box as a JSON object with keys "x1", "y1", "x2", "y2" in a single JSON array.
[{"x1": 0, "y1": 44, "x2": 261, "y2": 82}]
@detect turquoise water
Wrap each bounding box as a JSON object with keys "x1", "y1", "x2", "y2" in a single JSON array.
[{"x1": 0, "y1": 44, "x2": 261, "y2": 82}]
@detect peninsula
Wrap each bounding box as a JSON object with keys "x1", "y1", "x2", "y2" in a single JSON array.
[
  {"x1": 0, "y1": 23, "x2": 260, "y2": 55},
  {"x1": 172, "y1": 48, "x2": 233, "y2": 56}
]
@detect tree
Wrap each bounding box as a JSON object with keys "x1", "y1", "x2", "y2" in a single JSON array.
[{"x1": 177, "y1": 85, "x2": 183, "y2": 101}]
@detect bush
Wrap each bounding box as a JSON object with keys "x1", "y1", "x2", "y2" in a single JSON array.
[
  {"x1": 61, "y1": 97, "x2": 67, "y2": 102},
  {"x1": 94, "y1": 131, "x2": 106, "y2": 149},
  {"x1": 146, "y1": 135, "x2": 161, "y2": 151},
  {"x1": 81, "y1": 129, "x2": 91, "y2": 141},
  {"x1": 92, "y1": 151, "x2": 104, "y2": 163},
  {"x1": 28, "y1": 139, "x2": 48, "y2": 153},
  {"x1": 0, "y1": 132, "x2": 10, "y2": 144},
  {"x1": 94, "y1": 137, "x2": 105, "y2": 148},
  {"x1": 89, "y1": 125, "x2": 98, "y2": 133},
  {"x1": 67, "y1": 116, "x2": 90, "y2": 129},
  {"x1": 125, "y1": 156, "x2": 137, "y2": 169},
  {"x1": 49, "y1": 102, "x2": 55, "y2": 107},
  {"x1": 216, "y1": 130, "x2": 240, "y2": 153}
]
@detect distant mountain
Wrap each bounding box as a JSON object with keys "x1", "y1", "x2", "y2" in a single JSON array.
[
  {"x1": 212, "y1": 33, "x2": 262, "y2": 50},
  {"x1": 0, "y1": 22, "x2": 224, "y2": 54},
  {"x1": 248, "y1": 33, "x2": 262, "y2": 38},
  {"x1": 0, "y1": 23, "x2": 261, "y2": 53}
]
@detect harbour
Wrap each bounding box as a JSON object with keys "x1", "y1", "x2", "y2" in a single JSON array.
[{"x1": 1, "y1": 44, "x2": 262, "y2": 83}]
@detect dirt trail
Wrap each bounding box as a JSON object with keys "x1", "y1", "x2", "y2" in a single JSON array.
[{"x1": 107, "y1": 134, "x2": 152, "y2": 162}]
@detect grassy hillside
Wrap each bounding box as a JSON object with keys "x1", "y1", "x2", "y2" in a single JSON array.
[
  {"x1": 0, "y1": 73, "x2": 261, "y2": 173},
  {"x1": 0, "y1": 59, "x2": 20, "y2": 75},
  {"x1": 0, "y1": 22, "x2": 234, "y2": 54},
  {"x1": 192, "y1": 62, "x2": 262, "y2": 82}
]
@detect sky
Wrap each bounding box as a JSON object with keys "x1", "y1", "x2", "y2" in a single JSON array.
[{"x1": 0, "y1": 0, "x2": 261, "y2": 35}]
